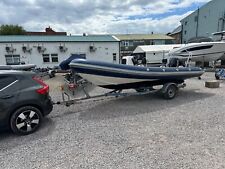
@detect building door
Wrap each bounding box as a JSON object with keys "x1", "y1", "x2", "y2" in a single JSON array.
[{"x1": 113, "y1": 53, "x2": 117, "y2": 63}]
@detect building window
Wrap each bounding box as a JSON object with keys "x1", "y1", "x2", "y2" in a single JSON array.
[
  {"x1": 71, "y1": 54, "x2": 86, "y2": 59},
  {"x1": 113, "y1": 53, "x2": 116, "y2": 61},
  {"x1": 122, "y1": 40, "x2": 133, "y2": 47},
  {"x1": 184, "y1": 30, "x2": 187, "y2": 35},
  {"x1": 51, "y1": 54, "x2": 58, "y2": 63},
  {"x1": 5, "y1": 55, "x2": 20, "y2": 65},
  {"x1": 134, "y1": 40, "x2": 144, "y2": 43},
  {"x1": 42, "y1": 54, "x2": 50, "y2": 63},
  {"x1": 184, "y1": 21, "x2": 187, "y2": 25},
  {"x1": 79, "y1": 54, "x2": 86, "y2": 59},
  {"x1": 124, "y1": 41, "x2": 129, "y2": 46},
  {"x1": 129, "y1": 41, "x2": 133, "y2": 46}
]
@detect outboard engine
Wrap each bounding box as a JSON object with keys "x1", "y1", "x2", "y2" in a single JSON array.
[
  {"x1": 168, "y1": 58, "x2": 179, "y2": 67},
  {"x1": 162, "y1": 59, "x2": 168, "y2": 65},
  {"x1": 168, "y1": 58, "x2": 185, "y2": 67},
  {"x1": 132, "y1": 56, "x2": 138, "y2": 65},
  {"x1": 132, "y1": 56, "x2": 146, "y2": 66},
  {"x1": 141, "y1": 57, "x2": 147, "y2": 65}
]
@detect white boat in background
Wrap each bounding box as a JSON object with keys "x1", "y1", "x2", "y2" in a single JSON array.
[
  {"x1": 133, "y1": 38, "x2": 225, "y2": 64},
  {"x1": 168, "y1": 41, "x2": 225, "y2": 62},
  {"x1": 212, "y1": 31, "x2": 225, "y2": 41}
]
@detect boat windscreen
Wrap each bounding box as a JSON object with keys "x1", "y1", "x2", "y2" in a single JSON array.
[{"x1": 181, "y1": 45, "x2": 213, "y2": 53}]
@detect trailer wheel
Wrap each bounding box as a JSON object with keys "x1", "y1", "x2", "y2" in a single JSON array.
[
  {"x1": 49, "y1": 70, "x2": 55, "y2": 78},
  {"x1": 215, "y1": 74, "x2": 220, "y2": 80},
  {"x1": 162, "y1": 84, "x2": 177, "y2": 99}
]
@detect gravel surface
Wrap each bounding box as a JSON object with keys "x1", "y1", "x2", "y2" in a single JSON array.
[{"x1": 1, "y1": 72, "x2": 225, "y2": 169}]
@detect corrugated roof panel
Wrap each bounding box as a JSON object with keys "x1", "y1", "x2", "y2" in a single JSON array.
[
  {"x1": 133, "y1": 44, "x2": 182, "y2": 53},
  {"x1": 0, "y1": 35, "x2": 119, "y2": 42},
  {"x1": 114, "y1": 34, "x2": 174, "y2": 40},
  {"x1": 170, "y1": 26, "x2": 182, "y2": 35}
]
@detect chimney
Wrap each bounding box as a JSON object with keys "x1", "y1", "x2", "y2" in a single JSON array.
[{"x1": 45, "y1": 26, "x2": 55, "y2": 33}]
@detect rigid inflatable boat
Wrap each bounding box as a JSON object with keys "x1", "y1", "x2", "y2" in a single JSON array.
[{"x1": 69, "y1": 59, "x2": 204, "y2": 90}]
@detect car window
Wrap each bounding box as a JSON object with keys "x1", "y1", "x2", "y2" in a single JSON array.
[{"x1": 0, "y1": 76, "x2": 17, "y2": 91}]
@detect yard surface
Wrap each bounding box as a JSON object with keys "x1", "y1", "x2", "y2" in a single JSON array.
[{"x1": 1, "y1": 72, "x2": 225, "y2": 169}]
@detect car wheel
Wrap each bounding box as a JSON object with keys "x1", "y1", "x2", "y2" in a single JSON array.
[{"x1": 10, "y1": 106, "x2": 43, "y2": 135}]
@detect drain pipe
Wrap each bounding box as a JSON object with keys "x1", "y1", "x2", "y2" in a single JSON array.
[{"x1": 196, "y1": 7, "x2": 200, "y2": 38}]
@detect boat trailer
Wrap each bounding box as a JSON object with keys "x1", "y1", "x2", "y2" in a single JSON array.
[{"x1": 54, "y1": 78, "x2": 186, "y2": 107}]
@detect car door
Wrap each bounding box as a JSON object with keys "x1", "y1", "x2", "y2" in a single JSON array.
[{"x1": 0, "y1": 74, "x2": 19, "y2": 122}]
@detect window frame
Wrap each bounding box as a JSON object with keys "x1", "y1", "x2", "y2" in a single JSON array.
[
  {"x1": 5, "y1": 55, "x2": 20, "y2": 65},
  {"x1": 42, "y1": 54, "x2": 50, "y2": 63},
  {"x1": 113, "y1": 53, "x2": 117, "y2": 61},
  {"x1": 51, "y1": 53, "x2": 59, "y2": 63}
]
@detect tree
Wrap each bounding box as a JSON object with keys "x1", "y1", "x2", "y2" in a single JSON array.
[{"x1": 0, "y1": 24, "x2": 26, "y2": 35}]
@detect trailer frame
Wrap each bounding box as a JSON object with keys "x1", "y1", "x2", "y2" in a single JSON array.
[{"x1": 54, "y1": 80, "x2": 186, "y2": 107}]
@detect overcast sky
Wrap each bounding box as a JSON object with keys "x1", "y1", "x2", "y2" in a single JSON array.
[{"x1": 0, "y1": 0, "x2": 211, "y2": 35}]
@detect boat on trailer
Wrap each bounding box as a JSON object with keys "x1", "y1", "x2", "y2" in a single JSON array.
[
  {"x1": 69, "y1": 59, "x2": 204, "y2": 90},
  {"x1": 55, "y1": 59, "x2": 204, "y2": 106}
]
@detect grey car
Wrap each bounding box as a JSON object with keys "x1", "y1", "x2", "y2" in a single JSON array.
[{"x1": 0, "y1": 70, "x2": 53, "y2": 135}]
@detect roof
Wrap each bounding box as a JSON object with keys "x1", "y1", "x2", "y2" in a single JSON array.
[
  {"x1": 133, "y1": 44, "x2": 182, "y2": 53},
  {"x1": 180, "y1": 0, "x2": 215, "y2": 22},
  {"x1": 114, "y1": 34, "x2": 174, "y2": 40},
  {"x1": 26, "y1": 32, "x2": 66, "y2": 36},
  {"x1": 0, "y1": 35, "x2": 119, "y2": 43},
  {"x1": 169, "y1": 26, "x2": 182, "y2": 35}
]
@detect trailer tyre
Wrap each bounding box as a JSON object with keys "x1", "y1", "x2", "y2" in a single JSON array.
[
  {"x1": 49, "y1": 70, "x2": 55, "y2": 78},
  {"x1": 163, "y1": 84, "x2": 177, "y2": 99},
  {"x1": 215, "y1": 74, "x2": 220, "y2": 80}
]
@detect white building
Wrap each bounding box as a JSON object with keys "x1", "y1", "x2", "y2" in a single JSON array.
[
  {"x1": 0, "y1": 35, "x2": 120, "y2": 67},
  {"x1": 181, "y1": 0, "x2": 225, "y2": 43}
]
